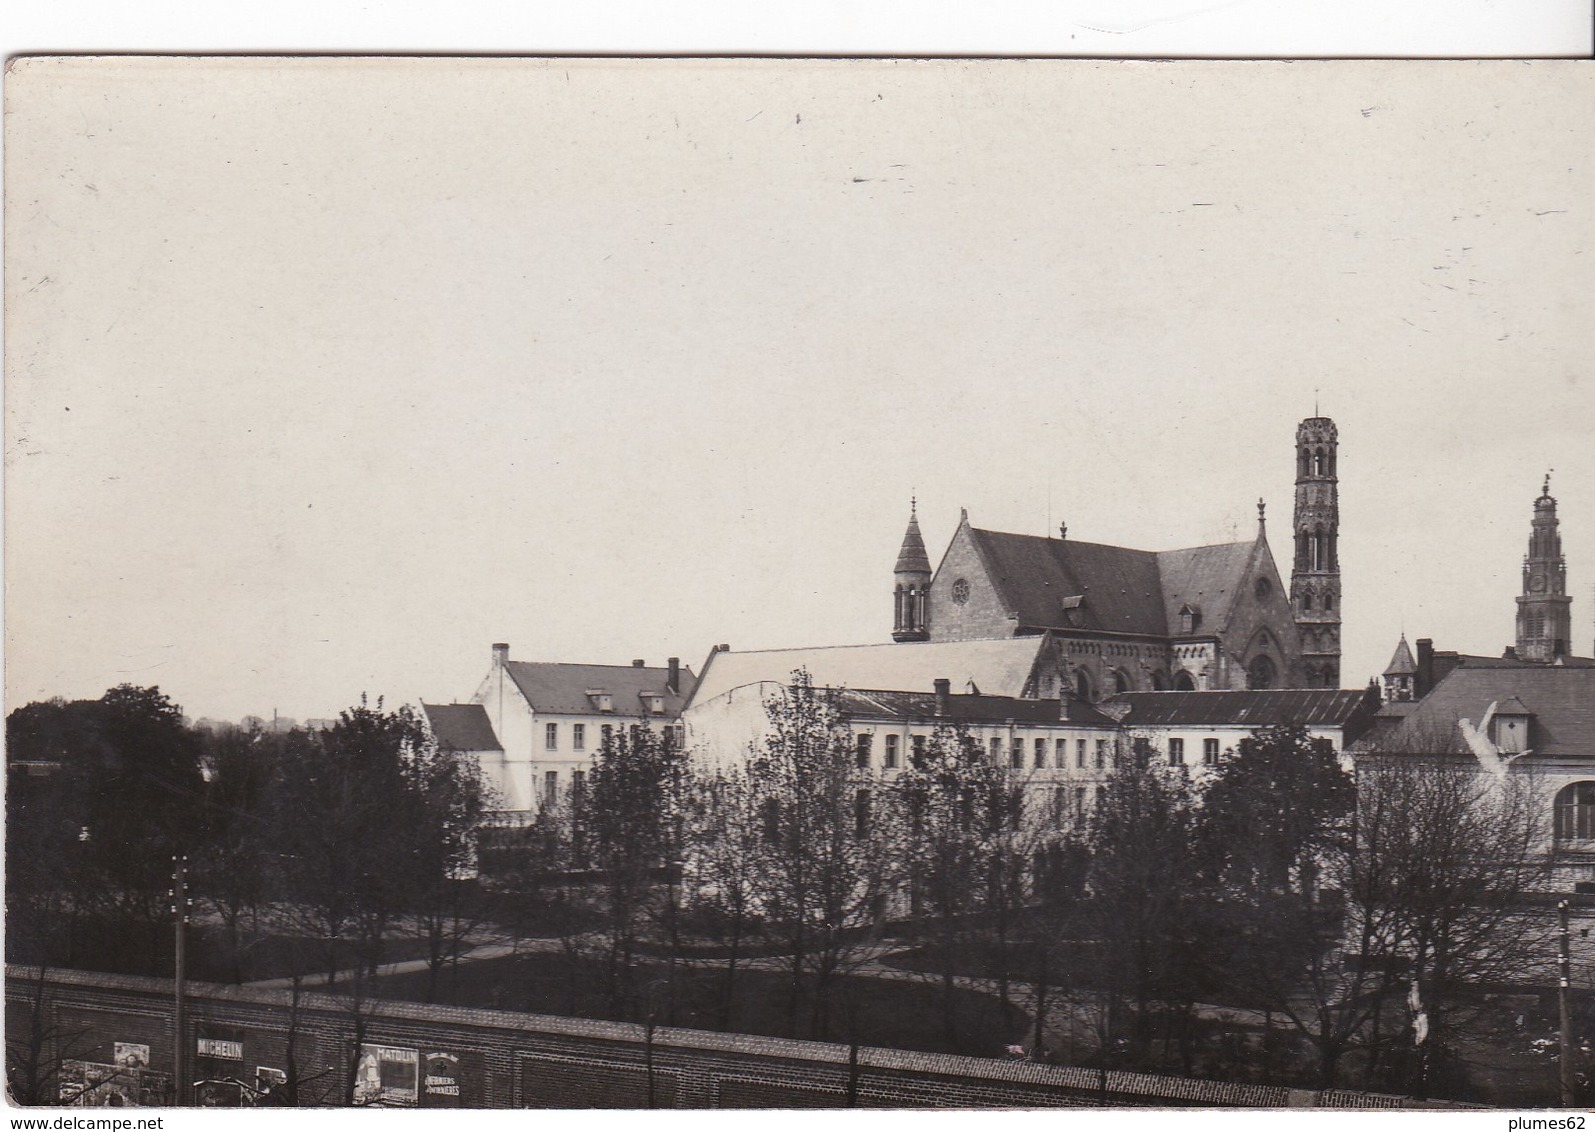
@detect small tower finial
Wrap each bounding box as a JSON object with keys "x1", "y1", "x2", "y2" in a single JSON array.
[
  {"x1": 1258, "y1": 497, "x2": 1266, "y2": 526},
  {"x1": 1543, "y1": 470, "x2": 1553, "y2": 497}
]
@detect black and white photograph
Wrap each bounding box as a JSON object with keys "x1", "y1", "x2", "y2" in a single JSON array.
[{"x1": 4, "y1": 17, "x2": 1594, "y2": 1119}]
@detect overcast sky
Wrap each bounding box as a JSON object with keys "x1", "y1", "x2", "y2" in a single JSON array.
[{"x1": 6, "y1": 58, "x2": 1592, "y2": 721}]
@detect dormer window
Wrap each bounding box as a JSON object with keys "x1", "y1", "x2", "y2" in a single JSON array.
[
  {"x1": 1491, "y1": 697, "x2": 1533, "y2": 754},
  {"x1": 586, "y1": 689, "x2": 614, "y2": 712},
  {"x1": 1178, "y1": 603, "x2": 1202, "y2": 635},
  {"x1": 646, "y1": 695, "x2": 665, "y2": 715}
]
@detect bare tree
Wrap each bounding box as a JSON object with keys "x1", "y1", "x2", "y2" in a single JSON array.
[
  {"x1": 578, "y1": 721, "x2": 692, "y2": 1022},
  {"x1": 748, "y1": 670, "x2": 899, "y2": 1040},
  {"x1": 1353, "y1": 752, "x2": 1556, "y2": 1097},
  {"x1": 683, "y1": 765, "x2": 767, "y2": 1031},
  {"x1": 1196, "y1": 724, "x2": 1363, "y2": 1087},
  {"x1": 893, "y1": 721, "x2": 1031, "y2": 1050},
  {"x1": 1082, "y1": 736, "x2": 1208, "y2": 1071}
]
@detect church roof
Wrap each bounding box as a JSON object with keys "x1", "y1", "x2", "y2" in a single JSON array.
[
  {"x1": 686, "y1": 637, "x2": 1051, "y2": 711},
  {"x1": 1378, "y1": 667, "x2": 1595, "y2": 757},
  {"x1": 1384, "y1": 635, "x2": 1417, "y2": 676},
  {"x1": 1155, "y1": 541, "x2": 1258, "y2": 638},
  {"x1": 895, "y1": 511, "x2": 932, "y2": 575},
  {"x1": 502, "y1": 661, "x2": 696, "y2": 718},
  {"x1": 964, "y1": 527, "x2": 1256, "y2": 638},
  {"x1": 1109, "y1": 689, "x2": 1378, "y2": 733},
  {"x1": 422, "y1": 702, "x2": 503, "y2": 752}
]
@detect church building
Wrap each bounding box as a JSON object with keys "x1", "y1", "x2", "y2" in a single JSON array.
[{"x1": 891, "y1": 416, "x2": 1342, "y2": 697}]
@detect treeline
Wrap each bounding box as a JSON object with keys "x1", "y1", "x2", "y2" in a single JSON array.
[
  {"x1": 6, "y1": 686, "x2": 490, "y2": 1001},
  {"x1": 495, "y1": 672, "x2": 1558, "y2": 1099},
  {"x1": 6, "y1": 676, "x2": 1566, "y2": 1102}
]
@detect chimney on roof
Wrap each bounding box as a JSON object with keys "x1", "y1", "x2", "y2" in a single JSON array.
[
  {"x1": 933, "y1": 678, "x2": 950, "y2": 716},
  {"x1": 1415, "y1": 638, "x2": 1434, "y2": 698},
  {"x1": 632, "y1": 659, "x2": 645, "y2": 668},
  {"x1": 492, "y1": 642, "x2": 509, "y2": 668},
  {"x1": 716, "y1": 643, "x2": 730, "y2": 653},
  {"x1": 667, "y1": 657, "x2": 681, "y2": 695}
]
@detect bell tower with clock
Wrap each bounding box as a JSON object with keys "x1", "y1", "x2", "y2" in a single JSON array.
[{"x1": 1516, "y1": 475, "x2": 1573, "y2": 662}]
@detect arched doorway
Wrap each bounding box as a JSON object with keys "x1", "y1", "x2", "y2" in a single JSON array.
[{"x1": 1174, "y1": 670, "x2": 1196, "y2": 691}]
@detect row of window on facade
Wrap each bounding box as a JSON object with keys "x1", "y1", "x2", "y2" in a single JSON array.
[
  {"x1": 847, "y1": 733, "x2": 1229, "y2": 772},
  {"x1": 543, "y1": 721, "x2": 686, "y2": 752},
  {"x1": 782, "y1": 782, "x2": 1113, "y2": 843},
  {"x1": 850, "y1": 732, "x2": 1117, "y2": 772}
]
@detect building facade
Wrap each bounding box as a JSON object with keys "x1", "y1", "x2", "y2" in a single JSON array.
[{"x1": 426, "y1": 643, "x2": 695, "y2": 820}]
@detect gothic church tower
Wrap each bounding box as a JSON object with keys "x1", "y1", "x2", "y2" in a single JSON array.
[
  {"x1": 1515, "y1": 475, "x2": 1573, "y2": 662},
  {"x1": 892, "y1": 503, "x2": 932, "y2": 642},
  {"x1": 1290, "y1": 417, "x2": 1341, "y2": 687}
]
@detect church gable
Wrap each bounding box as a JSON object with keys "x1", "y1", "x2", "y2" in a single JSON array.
[
  {"x1": 1214, "y1": 534, "x2": 1304, "y2": 688},
  {"x1": 925, "y1": 519, "x2": 1017, "y2": 642}
]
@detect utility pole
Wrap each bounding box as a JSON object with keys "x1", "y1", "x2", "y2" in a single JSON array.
[
  {"x1": 171, "y1": 855, "x2": 190, "y2": 1107},
  {"x1": 1560, "y1": 899, "x2": 1576, "y2": 1106}
]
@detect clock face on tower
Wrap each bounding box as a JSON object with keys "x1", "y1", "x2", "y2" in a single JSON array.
[{"x1": 1529, "y1": 574, "x2": 1547, "y2": 593}]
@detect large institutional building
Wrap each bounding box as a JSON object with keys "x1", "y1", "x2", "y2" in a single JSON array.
[{"x1": 889, "y1": 416, "x2": 1342, "y2": 697}]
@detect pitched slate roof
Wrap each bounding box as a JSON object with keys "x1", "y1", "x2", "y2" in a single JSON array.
[
  {"x1": 832, "y1": 689, "x2": 1117, "y2": 727},
  {"x1": 1384, "y1": 635, "x2": 1417, "y2": 676},
  {"x1": 1109, "y1": 689, "x2": 1379, "y2": 731},
  {"x1": 964, "y1": 527, "x2": 1257, "y2": 638},
  {"x1": 686, "y1": 638, "x2": 1050, "y2": 711},
  {"x1": 503, "y1": 661, "x2": 696, "y2": 718},
  {"x1": 422, "y1": 703, "x2": 503, "y2": 752},
  {"x1": 1382, "y1": 667, "x2": 1595, "y2": 757}
]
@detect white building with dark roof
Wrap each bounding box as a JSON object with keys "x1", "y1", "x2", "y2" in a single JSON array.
[{"x1": 426, "y1": 643, "x2": 696, "y2": 819}]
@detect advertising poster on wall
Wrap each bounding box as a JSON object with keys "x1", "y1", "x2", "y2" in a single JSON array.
[
  {"x1": 421, "y1": 1051, "x2": 462, "y2": 1107},
  {"x1": 59, "y1": 1060, "x2": 170, "y2": 1107},
  {"x1": 353, "y1": 1043, "x2": 420, "y2": 1106},
  {"x1": 112, "y1": 1043, "x2": 150, "y2": 1071},
  {"x1": 194, "y1": 1025, "x2": 248, "y2": 1107}
]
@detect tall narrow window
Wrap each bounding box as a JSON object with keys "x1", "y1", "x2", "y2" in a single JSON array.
[
  {"x1": 1556, "y1": 782, "x2": 1595, "y2": 841},
  {"x1": 911, "y1": 734, "x2": 927, "y2": 767},
  {"x1": 989, "y1": 736, "x2": 1002, "y2": 763},
  {"x1": 1055, "y1": 738, "x2": 1067, "y2": 767},
  {"x1": 855, "y1": 733, "x2": 873, "y2": 770},
  {"x1": 1169, "y1": 738, "x2": 1185, "y2": 766},
  {"x1": 1034, "y1": 738, "x2": 1047, "y2": 768},
  {"x1": 572, "y1": 723, "x2": 585, "y2": 751},
  {"x1": 543, "y1": 770, "x2": 558, "y2": 803},
  {"x1": 884, "y1": 734, "x2": 899, "y2": 769},
  {"x1": 854, "y1": 789, "x2": 871, "y2": 839},
  {"x1": 544, "y1": 723, "x2": 558, "y2": 751},
  {"x1": 1074, "y1": 787, "x2": 1086, "y2": 823},
  {"x1": 1076, "y1": 738, "x2": 1087, "y2": 768},
  {"x1": 1010, "y1": 739, "x2": 1024, "y2": 770},
  {"x1": 1203, "y1": 738, "x2": 1220, "y2": 765},
  {"x1": 1094, "y1": 739, "x2": 1107, "y2": 769}
]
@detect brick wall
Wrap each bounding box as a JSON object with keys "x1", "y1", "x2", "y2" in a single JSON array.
[{"x1": 7, "y1": 967, "x2": 1463, "y2": 1109}]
